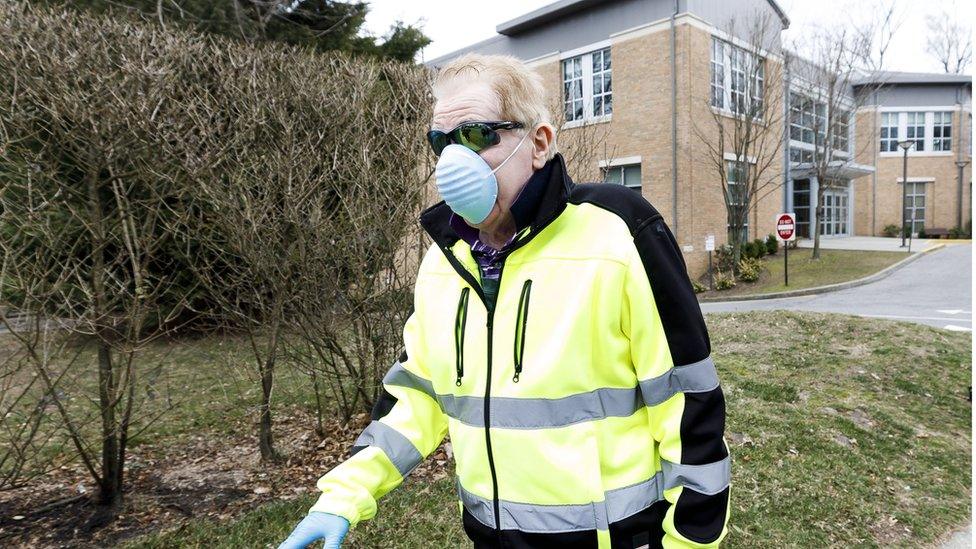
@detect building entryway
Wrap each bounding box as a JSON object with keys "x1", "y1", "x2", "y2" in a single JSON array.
[
  {"x1": 789, "y1": 177, "x2": 852, "y2": 238},
  {"x1": 820, "y1": 185, "x2": 850, "y2": 236}
]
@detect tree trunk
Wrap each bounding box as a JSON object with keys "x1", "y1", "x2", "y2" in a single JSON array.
[
  {"x1": 258, "y1": 322, "x2": 280, "y2": 462},
  {"x1": 812, "y1": 202, "x2": 822, "y2": 259},
  {"x1": 88, "y1": 168, "x2": 123, "y2": 509},
  {"x1": 96, "y1": 342, "x2": 121, "y2": 508}
]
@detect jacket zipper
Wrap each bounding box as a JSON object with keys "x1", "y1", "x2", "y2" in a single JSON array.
[
  {"x1": 484, "y1": 258, "x2": 508, "y2": 546},
  {"x1": 454, "y1": 287, "x2": 470, "y2": 386},
  {"x1": 439, "y1": 245, "x2": 503, "y2": 542},
  {"x1": 439, "y1": 237, "x2": 536, "y2": 546},
  {"x1": 512, "y1": 279, "x2": 532, "y2": 383}
]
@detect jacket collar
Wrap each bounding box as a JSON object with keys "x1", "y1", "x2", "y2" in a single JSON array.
[
  {"x1": 419, "y1": 152, "x2": 574, "y2": 251},
  {"x1": 447, "y1": 157, "x2": 552, "y2": 248}
]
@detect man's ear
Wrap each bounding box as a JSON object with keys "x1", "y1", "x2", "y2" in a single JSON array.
[{"x1": 530, "y1": 123, "x2": 556, "y2": 170}]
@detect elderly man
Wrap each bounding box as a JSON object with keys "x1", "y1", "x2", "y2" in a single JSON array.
[{"x1": 280, "y1": 53, "x2": 731, "y2": 549}]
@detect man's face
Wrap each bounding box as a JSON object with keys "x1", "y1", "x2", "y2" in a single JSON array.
[{"x1": 431, "y1": 79, "x2": 535, "y2": 229}]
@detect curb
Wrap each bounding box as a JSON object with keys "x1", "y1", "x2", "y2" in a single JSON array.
[{"x1": 697, "y1": 242, "x2": 948, "y2": 303}]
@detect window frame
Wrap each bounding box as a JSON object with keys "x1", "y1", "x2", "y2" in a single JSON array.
[
  {"x1": 600, "y1": 160, "x2": 642, "y2": 191},
  {"x1": 788, "y1": 89, "x2": 851, "y2": 160},
  {"x1": 724, "y1": 158, "x2": 751, "y2": 243},
  {"x1": 904, "y1": 181, "x2": 926, "y2": 233},
  {"x1": 878, "y1": 109, "x2": 957, "y2": 156},
  {"x1": 879, "y1": 112, "x2": 899, "y2": 153},
  {"x1": 711, "y1": 37, "x2": 765, "y2": 118},
  {"x1": 932, "y1": 111, "x2": 952, "y2": 152},
  {"x1": 906, "y1": 112, "x2": 926, "y2": 152},
  {"x1": 561, "y1": 45, "x2": 612, "y2": 126}
]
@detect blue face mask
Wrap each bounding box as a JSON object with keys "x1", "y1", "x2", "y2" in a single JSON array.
[{"x1": 434, "y1": 129, "x2": 530, "y2": 224}]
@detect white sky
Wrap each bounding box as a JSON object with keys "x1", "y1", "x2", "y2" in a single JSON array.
[{"x1": 362, "y1": 0, "x2": 973, "y2": 73}]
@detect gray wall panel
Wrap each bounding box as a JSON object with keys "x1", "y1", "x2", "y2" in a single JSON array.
[{"x1": 873, "y1": 84, "x2": 972, "y2": 108}]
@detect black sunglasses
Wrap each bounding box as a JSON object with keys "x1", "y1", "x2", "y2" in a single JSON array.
[{"x1": 426, "y1": 121, "x2": 524, "y2": 157}]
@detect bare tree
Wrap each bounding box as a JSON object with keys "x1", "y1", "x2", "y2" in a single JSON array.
[
  {"x1": 0, "y1": 1, "x2": 434, "y2": 522},
  {"x1": 788, "y1": 15, "x2": 892, "y2": 259},
  {"x1": 546, "y1": 95, "x2": 618, "y2": 183},
  {"x1": 925, "y1": 8, "x2": 973, "y2": 74},
  {"x1": 861, "y1": 0, "x2": 904, "y2": 71},
  {"x1": 0, "y1": 10, "x2": 193, "y2": 512},
  {"x1": 692, "y1": 11, "x2": 787, "y2": 273}
]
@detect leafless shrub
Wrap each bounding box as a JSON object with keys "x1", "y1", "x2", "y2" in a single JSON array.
[{"x1": 0, "y1": 0, "x2": 432, "y2": 516}]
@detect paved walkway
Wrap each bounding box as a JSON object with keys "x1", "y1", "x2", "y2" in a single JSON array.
[
  {"x1": 701, "y1": 242, "x2": 972, "y2": 547},
  {"x1": 793, "y1": 235, "x2": 949, "y2": 252}
]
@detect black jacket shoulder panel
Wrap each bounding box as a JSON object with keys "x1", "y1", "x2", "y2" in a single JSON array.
[{"x1": 567, "y1": 182, "x2": 663, "y2": 236}]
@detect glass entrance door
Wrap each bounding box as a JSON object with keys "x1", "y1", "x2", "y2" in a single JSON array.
[{"x1": 820, "y1": 182, "x2": 850, "y2": 236}]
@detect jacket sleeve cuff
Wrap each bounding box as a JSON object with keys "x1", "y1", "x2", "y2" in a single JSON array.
[{"x1": 308, "y1": 493, "x2": 363, "y2": 530}]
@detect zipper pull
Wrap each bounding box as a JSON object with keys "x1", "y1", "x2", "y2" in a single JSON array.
[
  {"x1": 512, "y1": 279, "x2": 532, "y2": 383},
  {"x1": 455, "y1": 287, "x2": 470, "y2": 386}
]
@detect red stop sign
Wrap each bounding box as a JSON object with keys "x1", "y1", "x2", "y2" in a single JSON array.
[{"x1": 776, "y1": 213, "x2": 795, "y2": 241}]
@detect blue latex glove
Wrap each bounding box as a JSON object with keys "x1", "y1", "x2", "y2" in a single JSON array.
[{"x1": 278, "y1": 511, "x2": 350, "y2": 549}]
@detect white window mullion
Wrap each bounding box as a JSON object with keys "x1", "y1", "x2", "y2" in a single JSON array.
[
  {"x1": 899, "y1": 112, "x2": 907, "y2": 148},
  {"x1": 581, "y1": 52, "x2": 594, "y2": 119},
  {"x1": 722, "y1": 42, "x2": 732, "y2": 110},
  {"x1": 924, "y1": 111, "x2": 934, "y2": 151}
]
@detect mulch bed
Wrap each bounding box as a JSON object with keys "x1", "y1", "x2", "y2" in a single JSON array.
[{"x1": 0, "y1": 408, "x2": 452, "y2": 547}]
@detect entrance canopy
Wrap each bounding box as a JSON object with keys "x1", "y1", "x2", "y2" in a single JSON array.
[{"x1": 790, "y1": 160, "x2": 875, "y2": 180}]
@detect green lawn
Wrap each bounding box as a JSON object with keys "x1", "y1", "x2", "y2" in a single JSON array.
[
  {"x1": 697, "y1": 248, "x2": 910, "y2": 299},
  {"x1": 119, "y1": 311, "x2": 971, "y2": 548}
]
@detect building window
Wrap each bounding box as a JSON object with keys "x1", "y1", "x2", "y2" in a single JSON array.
[
  {"x1": 832, "y1": 109, "x2": 850, "y2": 153},
  {"x1": 591, "y1": 48, "x2": 612, "y2": 117},
  {"x1": 790, "y1": 147, "x2": 814, "y2": 163},
  {"x1": 904, "y1": 181, "x2": 925, "y2": 233},
  {"x1": 906, "y1": 112, "x2": 925, "y2": 151},
  {"x1": 792, "y1": 179, "x2": 811, "y2": 238},
  {"x1": 710, "y1": 38, "x2": 725, "y2": 108},
  {"x1": 711, "y1": 37, "x2": 764, "y2": 116},
  {"x1": 790, "y1": 92, "x2": 825, "y2": 147},
  {"x1": 880, "y1": 112, "x2": 899, "y2": 152},
  {"x1": 563, "y1": 56, "x2": 583, "y2": 122},
  {"x1": 725, "y1": 160, "x2": 749, "y2": 243},
  {"x1": 933, "y1": 111, "x2": 952, "y2": 151},
  {"x1": 562, "y1": 47, "x2": 611, "y2": 123},
  {"x1": 602, "y1": 163, "x2": 641, "y2": 190}
]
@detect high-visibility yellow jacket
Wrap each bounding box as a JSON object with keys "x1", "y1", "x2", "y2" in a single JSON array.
[{"x1": 309, "y1": 153, "x2": 731, "y2": 548}]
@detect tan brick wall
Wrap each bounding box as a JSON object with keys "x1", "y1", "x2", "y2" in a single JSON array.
[
  {"x1": 853, "y1": 107, "x2": 973, "y2": 236},
  {"x1": 538, "y1": 21, "x2": 786, "y2": 281}
]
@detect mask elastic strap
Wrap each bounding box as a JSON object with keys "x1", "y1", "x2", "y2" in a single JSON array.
[{"x1": 490, "y1": 128, "x2": 531, "y2": 175}]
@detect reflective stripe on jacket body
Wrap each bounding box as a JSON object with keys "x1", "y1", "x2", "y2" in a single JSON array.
[{"x1": 309, "y1": 153, "x2": 732, "y2": 548}]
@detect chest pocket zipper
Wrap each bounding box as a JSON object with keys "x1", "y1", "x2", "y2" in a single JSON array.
[
  {"x1": 455, "y1": 287, "x2": 471, "y2": 386},
  {"x1": 513, "y1": 279, "x2": 532, "y2": 383}
]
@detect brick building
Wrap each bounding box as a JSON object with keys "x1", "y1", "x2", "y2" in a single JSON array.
[{"x1": 426, "y1": 0, "x2": 972, "y2": 279}]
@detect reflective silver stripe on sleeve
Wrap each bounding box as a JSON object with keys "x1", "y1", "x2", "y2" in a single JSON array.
[
  {"x1": 383, "y1": 360, "x2": 436, "y2": 399},
  {"x1": 458, "y1": 472, "x2": 665, "y2": 532},
  {"x1": 639, "y1": 355, "x2": 720, "y2": 407},
  {"x1": 352, "y1": 420, "x2": 423, "y2": 478},
  {"x1": 661, "y1": 455, "x2": 731, "y2": 495},
  {"x1": 385, "y1": 356, "x2": 719, "y2": 429}
]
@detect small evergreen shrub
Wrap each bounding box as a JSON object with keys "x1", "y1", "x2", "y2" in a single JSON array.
[
  {"x1": 737, "y1": 257, "x2": 763, "y2": 282},
  {"x1": 715, "y1": 271, "x2": 736, "y2": 290}
]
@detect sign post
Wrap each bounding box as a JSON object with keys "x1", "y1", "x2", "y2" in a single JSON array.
[
  {"x1": 704, "y1": 234, "x2": 715, "y2": 290},
  {"x1": 775, "y1": 213, "x2": 796, "y2": 286}
]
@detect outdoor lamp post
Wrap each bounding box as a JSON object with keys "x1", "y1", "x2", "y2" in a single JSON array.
[
  {"x1": 898, "y1": 139, "x2": 914, "y2": 247},
  {"x1": 956, "y1": 159, "x2": 970, "y2": 230}
]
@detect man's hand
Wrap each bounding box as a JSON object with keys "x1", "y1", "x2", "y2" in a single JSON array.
[{"x1": 278, "y1": 511, "x2": 350, "y2": 549}]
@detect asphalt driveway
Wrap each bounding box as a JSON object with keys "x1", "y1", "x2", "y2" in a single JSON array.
[{"x1": 700, "y1": 243, "x2": 972, "y2": 331}]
